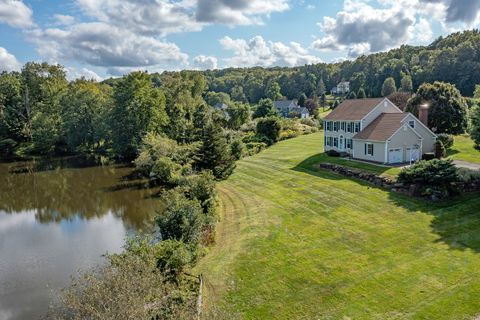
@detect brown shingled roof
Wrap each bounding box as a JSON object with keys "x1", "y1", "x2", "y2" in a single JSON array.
[
  {"x1": 353, "y1": 113, "x2": 409, "y2": 141},
  {"x1": 324, "y1": 98, "x2": 384, "y2": 120}
]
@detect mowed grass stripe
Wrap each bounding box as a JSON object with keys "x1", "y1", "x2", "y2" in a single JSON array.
[{"x1": 197, "y1": 132, "x2": 480, "y2": 319}]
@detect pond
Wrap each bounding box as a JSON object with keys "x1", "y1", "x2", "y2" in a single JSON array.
[{"x1": 0, "y1": 157, "x2": 162, "y2": 320}]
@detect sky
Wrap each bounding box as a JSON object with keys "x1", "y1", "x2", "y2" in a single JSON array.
[{"x1": 0, "y1": 0, "x2": 479, "y2": 80}]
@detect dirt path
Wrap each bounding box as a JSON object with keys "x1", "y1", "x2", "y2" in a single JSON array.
[{"x1": 453, "y1": 160, "x2": 480, "y2": 171}]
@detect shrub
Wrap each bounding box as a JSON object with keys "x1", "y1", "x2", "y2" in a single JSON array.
[
  {"x1": 157, "y1": 190, "x2": 205, "y2": 244},
  {"x1": 256, "y1": 117, "x2": 282, "y2": 145},
  {"x1": 230, "y1": 139, "x2": 245, "y2": 160},
  {"x1": 300, "y1": 118, "x2": 317, "y2": 127},
  {"x1": 457, "y1": 167, "x2": 480, "y2": 183},
  {"x1": 0, "y1": 138, "x2": 17, "y2": 158},
  {"x1": 182, "y1": 170, "x2": 217, "y2": 216},
  {"x1": 434, "y1": 140, "x2": 446, "y2": 159},
  {"x1": 245, "y1": 142, "x2": 268, "y2": 155},
  {"x1": 436, "y1": 133, "x2": 454, "y2": 149},
  {"x1": 398, "y1": 159, "x2": 458, "y2": 198},
  {"x1": 155, "y1": 240, "x2": 195, "y2": 277},
  {"x1": 326, "y1": 149, "x2": 341, "y2": 157}
]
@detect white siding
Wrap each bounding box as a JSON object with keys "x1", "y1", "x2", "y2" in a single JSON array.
[
  {"x1": 352, "y1": 140, "x2": 386, "y2": 163},
  {"x1": 388, "y1": 124, "x2": 423, "y2": 163},
  {"x1": 401, "y1": 113, "x2": 436, "y2": 154}
]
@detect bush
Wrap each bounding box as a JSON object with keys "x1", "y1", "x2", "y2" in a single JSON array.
[
  {"x1": 256, "y1": 117, "x2": 282, "y2": 145},
  {"x1": 155, "y1": 240, "x2": 195, "y2": 277},
  {"x1": 245, "y1": 142, "x2": 268, "y2": 155},
  {"x1": 434, "y1": 140, "x2": 446, "y2": 159},
  {"x1": 182, "y1": 170, "x2": 217, "y2": 216},
  {"x1": 398, "y1": 159, "x2": 458, "y2": 198},
  {"x1": 436, "y1": 133, "x2": 454, "y2": 149},
  {"x1": 457, "y1": 167, "x2": 480, "y2": 183},
  {"x1": 0, "y1": 138, "x2": 17, "y2": 158},
  {"x1": 326, "y1": 149, "x2": 341, "y2": 157},
  {"x1": 157, "y1": 190, "x2": 205, "y2": 244},
  {"x1": 300, "y1": 118, "x2": 317, "y2": 127}
]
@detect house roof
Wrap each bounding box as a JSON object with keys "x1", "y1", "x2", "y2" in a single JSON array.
[
  {"x1": 214, "y1": 103, "x2": 228, "y2": 110},
  {"x1": 299, "y1": 107, "x2": 309, "y2": 114},
  {"x1": 353, "y1": 113, "x2": 408, "y2": 141},
  {"x1": 274, "y1": 100, "x2": 296, "y2": 109},
  {"x1": 324, "y1": 98, "x2": 384, "y2": 121}
]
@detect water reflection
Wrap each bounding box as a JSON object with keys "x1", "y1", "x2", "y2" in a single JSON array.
[
  {"x1": 0, "y1": 157, "x2": 162, "y2": 229},
  {"x1": 0, "y1": 158, "x2": 162, "y2": 320}
]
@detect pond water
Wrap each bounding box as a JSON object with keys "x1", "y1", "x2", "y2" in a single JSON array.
[{"x1": 0, "y1": 157, "x2": 162, "y2": 320}]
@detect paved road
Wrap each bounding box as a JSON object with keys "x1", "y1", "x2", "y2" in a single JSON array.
[{"x1": 453, "y1": 160, "x2": 480, "y2": 171}]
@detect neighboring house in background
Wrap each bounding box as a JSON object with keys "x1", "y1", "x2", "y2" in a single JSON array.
[
  {"x1": 331, "y1": 81, "x2": 350, "y2": 95},
  {"x1": 323, "y1": 98, "x2": 437, "y2": 164},
  {"x1": 274, "y1": 100, "x2": 310, "y2": 119},
  {"x1": 213, "y1": 103, "x2": 231, "y2": 120}
]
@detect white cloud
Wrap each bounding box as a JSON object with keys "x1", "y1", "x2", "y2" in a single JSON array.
[
  {"x1": 220, "y1": 35, "x2": 321, "y2": 68},
  {"x1": 193, "y1": 55, "x2": 218, "y2": 70},
  {"x1": 0, "y1": 47, "x2": 21, "y2": 72},
  {"x1": 29, "y1": 22, "x2": 189, "y2": 74},
  {"x1": 0, "y1": 0, "x2": 34, "y2": 28},
  {"x1": 53, "y1": 14, "x2": 75, "y2": 26},
  {"x1": 312, "y1": 0, "x2": 438, "y2": 58},
  {"x1": 196, "y1": 0, "x2": 289, "y2": 25},
  {"x1": 66, "y1": 67, "x2": 103, "y2": 81}
]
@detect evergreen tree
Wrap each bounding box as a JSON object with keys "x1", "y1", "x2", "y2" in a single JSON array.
[
  {"x1": 400, "y1": 75, "x2": 413, "y2": 92},
  {"x1": 320, "y1": 93, "x2": 327, "y2": 111},
  {"x1": 381, "y1": 77, "x2": 397, "y2": 97},
  {"x1": 357, "y1": 88, "x2": 366, "y2": 98},
  {"x1": 298, "y1": 93, "x2": 307, "y2": 107},
  {"x1": 198, "y1": 122, "x2": 236, "y2": 180},
  {"x1": 317, "y1": 78, "x2": 326, "y2": 96},
  {"x1": 256, "y1": 117, "x2": 282, "y2": 145},
  {"x1": 253, "y1": 98, "x2": 277, "y2": 118}
]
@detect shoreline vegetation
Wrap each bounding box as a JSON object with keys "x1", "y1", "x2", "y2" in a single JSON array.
[{"x1": 1, "y1": 29, "x2": 479, "y2": 319}]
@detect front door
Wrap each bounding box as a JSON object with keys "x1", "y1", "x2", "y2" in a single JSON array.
[{"x1": 339, "y1": 136, "x2": 344, "y2": 151}]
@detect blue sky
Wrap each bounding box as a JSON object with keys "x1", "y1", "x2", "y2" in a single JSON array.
[{"x1": 0, "y1": 0, "x2": 479, "y2": 80}]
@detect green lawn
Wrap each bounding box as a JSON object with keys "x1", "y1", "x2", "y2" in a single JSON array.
[
  {"x1": 448, "y1": 134, "x2": 480, "y2": 164},
  {"x1": 196, "y1": 132, "x2": 480, "y2": 319}
]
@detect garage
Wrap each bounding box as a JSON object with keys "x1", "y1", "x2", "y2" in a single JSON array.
[
  {"x1": 388, "y1": 148, "x2": 403, "y2": 164},
  {"x1": 406, "y1": 147, "x2": 420, "y2": 163}
]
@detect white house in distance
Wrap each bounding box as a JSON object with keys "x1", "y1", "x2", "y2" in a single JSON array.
[
  {"x1": 331, "y1": 81, "x2": 350, "y2": 95},
  {"x1": 274, "y1": 100, "x2": 310, "y2": 119},
  {"x1": 323, "y1": 98, "x2": 437, "y2": 164}
]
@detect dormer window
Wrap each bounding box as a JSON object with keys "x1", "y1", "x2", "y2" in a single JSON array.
[{"x1": 409, "y1": 120, "x2": 415, "y2": 128}]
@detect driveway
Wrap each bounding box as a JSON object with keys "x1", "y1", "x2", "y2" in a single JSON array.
[{"x1": 453, "y1": 160, "x2": 480, "y2": 171}]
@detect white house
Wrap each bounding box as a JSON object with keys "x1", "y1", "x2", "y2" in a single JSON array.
[
  {"x1": 274, "y1": 100, "x2": 310, "y2": 119},
  {"x1": 323, "y1": 98, "x2": 437, "y2": 164},
  {"x1": 331, "y1": 81, "x2": 350, "y2": 95}
]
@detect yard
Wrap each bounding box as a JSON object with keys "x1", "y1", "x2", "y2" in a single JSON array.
[
  {"x1": 196, "y1": 132, "x2": 480, "y2": 319},
  {"x1": 448, "y1": 134, "x2": 480, "y2": 164}
]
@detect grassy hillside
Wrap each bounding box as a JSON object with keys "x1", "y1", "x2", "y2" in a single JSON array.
[
  {"x1": 448, "y1": 134, "x2": 480, "y2": 164},
  {"x1": 196, "y1": 132, "x2": 480, "y2": 319}
]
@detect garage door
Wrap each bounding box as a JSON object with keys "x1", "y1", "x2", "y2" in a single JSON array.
[
  {"x1": 406, "y1": 147, "x2": 420, "y2": 162},
  {"x1": 389, "y1": 148, "x2": 403, "y2": 164}
]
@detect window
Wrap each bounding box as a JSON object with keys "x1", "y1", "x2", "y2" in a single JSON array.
[
  {"x1": 341, "y1": 121, "x2": 345, "y2": 131},
  {"x1": 333, "y1": 137, "x2": 338, "y2": 147},
  {"x1": 364, "y1": 143, "x2": 374, "y2": 156},
  {"x1": 346, "y1": 139, "x2": 352, "y2": 149},
  {"x1": 333, "y1": 121, "x2": 339, "y2": 132},
  {"x1": 354, "y1": 122, "x2": 360, "y2": 133},
  {"x1": 346, "y1": 122, "x2": 352, "y2": 133},
  {"x1": 409, "y1": 120, "x2": 415, "y2": 128}
]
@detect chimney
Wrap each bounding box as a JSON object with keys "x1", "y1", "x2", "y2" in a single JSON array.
[{"x1": 418, "y1": 105, "x2": 429, "y2": 127}]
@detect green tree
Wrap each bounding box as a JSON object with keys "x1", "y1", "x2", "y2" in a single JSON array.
[
  {"x1": 205, "y1": 91, "x2": 230, "y2": 106},
  {"x1": 226, "y1": 102, "x2": 251, "y2": 130},
  {"x1": 474, "y1": 85, "x2": 480, "y2": 99},
  {"x1": 304, "y1": 99, "x2": 319, "y2": 117},
  {"x1": 256, "y1": 117, "x2": 282, "y2": 145},
  {"x1": 471, "y1": 106, "x2": 480, "y2": 149},
  {"x1": 406, "y1": 82, "x2": 468, "y2": 134},
  {"x1": 110, "y1": 71, "x2": 168, "y2": 160},
  {"x1": 381, "y1": 77, "x2": 397, "y2": 97},
  {"x1": 253, "y1": 98, "x2": 277, "y2": 118},
  {"x1": 400, "y1": 75, "x2": 413, "y2": 92},
  {"x1": 61, "y1": 79, "x2": 112, "y2": 153},
  {"x1": 298, "y1": 93, "x2": 307, "y2": 107},
  {"x1": 197, "y1": 122, "x2": 236, "y2": 180},
  {"x1": 265, "y1": 81, "x2": 282, "y2": 101},
  {"x1": 320, "y1": 93, "x2": 327, "y2": 111},
  {"x1": 357, "y1": 88, "x2": 366, "y2": 99},
  {"x1": 231, "y1": 85, "x2": 247, "y2": 102},
  {"x1": 316, "y1": 78, "x2": 326, "y2": 96},
  {"x1": 0, "y1": 72, "x2": 24, "y2": 141}
]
